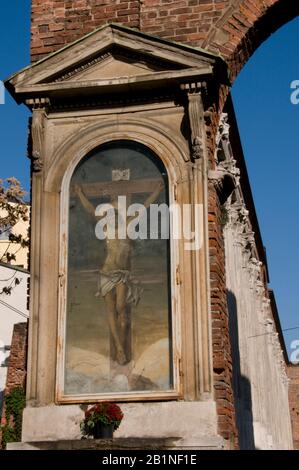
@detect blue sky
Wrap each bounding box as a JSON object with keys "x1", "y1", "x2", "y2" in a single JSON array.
[
  {"x1": 0, "y1": 3, "x2": 30, "y2": 190},
  {"x1": 232, "y1": 17, "x2": 299, "y2": 356},
  {"x1": 0, "y1": 3, "x2": 298, "y2": 356}
]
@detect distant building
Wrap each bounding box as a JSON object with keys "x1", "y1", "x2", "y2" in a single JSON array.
[
  {"x1": 0, "y1": 199, "x2": 30, "y2": 415},
  {"x1": 0, "y1": 204, "x2": 29, "y2": 270}
]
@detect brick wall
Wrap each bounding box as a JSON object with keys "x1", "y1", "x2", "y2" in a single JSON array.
[
  {"x1": 208, "y1": 181, "x2": 237, "y2": 446},
  {"x1": 30, "y1": 0, "x2": 299, "y2": 79},
  {"x1": 0, "y1": 323, "x2": 28, "y2": 445},
  {"x1": 31, "y1": 0, "x2": 141, "y2": 62},
  {"x1": 205, "y1": 94, "x2": 237, "y2": 446},
  {"x1": 4, "y1": 323, "x2": 28, "y2": 394},
  {"x1": 288, "y1": 365, "x2": 299, "y2": 450}
]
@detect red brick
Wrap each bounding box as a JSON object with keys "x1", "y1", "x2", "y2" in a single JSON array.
[{"x1": 0, "y1": 323, "x2": 28, "y2": 446}]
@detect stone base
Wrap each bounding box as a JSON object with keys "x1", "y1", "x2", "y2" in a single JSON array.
[
  {"x1": 7, "y1": 436, "x2": 225, "y2": 451},
  {"x1": 17, "y1": 401, "x2": 227, "y2": 450}
]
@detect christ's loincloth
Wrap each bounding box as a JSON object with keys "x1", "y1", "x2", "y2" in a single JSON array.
[{"x1": 96, "y1": 270, "x2": 142, "y2": 307}]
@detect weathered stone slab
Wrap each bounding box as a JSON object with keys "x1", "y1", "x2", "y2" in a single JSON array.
[{"x1": 7, "y1": 436, "x2": 224, "y2": 451}]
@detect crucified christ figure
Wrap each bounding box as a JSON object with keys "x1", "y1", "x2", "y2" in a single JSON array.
[{"x1": 75, "y1": 180, "x2": 164, "y2": 366}]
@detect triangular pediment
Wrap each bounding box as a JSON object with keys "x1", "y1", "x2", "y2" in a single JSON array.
[
  {"x1": 61, "y1": 53, "x2": 162, "y2": 81},
  {"x1": 47, "y1": 45, "x2": 185, "y2": 84},
  {"x1": 6, "y1": 24, "x2": 224, "y2": 103}
]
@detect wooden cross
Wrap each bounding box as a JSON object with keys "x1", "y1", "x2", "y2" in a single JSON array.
[{"x1": 71, "y1": 177, "x2": 161, "y2": 198}]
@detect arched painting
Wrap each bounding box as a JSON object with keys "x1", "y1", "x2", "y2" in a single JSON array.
[{"x1": 63, "y1": 140, "x2": 174, "y2": 396}]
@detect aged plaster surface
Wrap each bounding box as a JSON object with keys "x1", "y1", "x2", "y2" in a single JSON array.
[{"x1": 21, "y1": 401, "x2": 224, "y2": 450}]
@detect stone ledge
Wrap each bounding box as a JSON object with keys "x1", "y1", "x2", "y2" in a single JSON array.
[
  {"x1": 7, "y1": 436, "x2": 225, "y2": 451},
  {"x1": 7, "y1": 438, "x2": 179, "y2": 451}
]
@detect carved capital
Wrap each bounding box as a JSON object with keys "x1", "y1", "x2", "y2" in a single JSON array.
[
  {"x1": 32, "y1": 153, "x2": 44, "y2": 173},
  {"x1": 191, "y1": 136, "x2": 204, "y2": 160},
  {"x1": 181, "y1": 82, "x2": 206, "y2": 162},
  {"x1": 29, "y1": 108, "x2": 46, "y2": 173}
]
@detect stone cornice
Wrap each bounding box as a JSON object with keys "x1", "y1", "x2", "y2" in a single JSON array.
[{"x1": 5, "y1": 24, "x2": 223, "y2": 109}]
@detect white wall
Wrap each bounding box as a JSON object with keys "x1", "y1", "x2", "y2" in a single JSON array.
[{"x1": 224, "y1": 200, "x2": 293, "y2": 450}]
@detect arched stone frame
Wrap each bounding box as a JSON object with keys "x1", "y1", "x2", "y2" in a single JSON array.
[
  {"x1": 26, "y1": 113, "x2": 214, "y2": 406},
  {"x1": 57, "y1": 131, "x2": 182, "y2": 402}
]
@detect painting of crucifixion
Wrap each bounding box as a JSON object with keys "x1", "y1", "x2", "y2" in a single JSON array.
[{"x1": 64, "y1": 141, "x2": 173, "y2": 396}]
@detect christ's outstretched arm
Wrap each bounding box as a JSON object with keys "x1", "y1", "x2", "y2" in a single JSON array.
[
  {"x1": 126, "y1": 180, "x2": 164, "y2": 223},
  {"x1": 74, "y1": 185, "x2": 96, "y2": 217},
  {"x1": 143, "y1": 180, "x2": 164, "y2": 209}
]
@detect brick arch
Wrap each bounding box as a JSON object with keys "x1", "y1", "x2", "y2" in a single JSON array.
[{"x1": 201, "y1": 0, "x2": 299, "y2": 81}]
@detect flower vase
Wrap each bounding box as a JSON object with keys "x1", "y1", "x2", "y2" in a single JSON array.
[{"x1": 93, "y1": 422, "x2": 114, "y2": 439}]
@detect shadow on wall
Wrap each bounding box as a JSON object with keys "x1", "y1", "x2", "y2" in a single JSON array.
[{"x1": 227, "y1": 289, "x2": 256, "y2": 450}]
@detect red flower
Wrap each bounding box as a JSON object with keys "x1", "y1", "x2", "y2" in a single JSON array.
[{"x1": 81, "y1": 402, "x2": 124, "y2": 436}]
